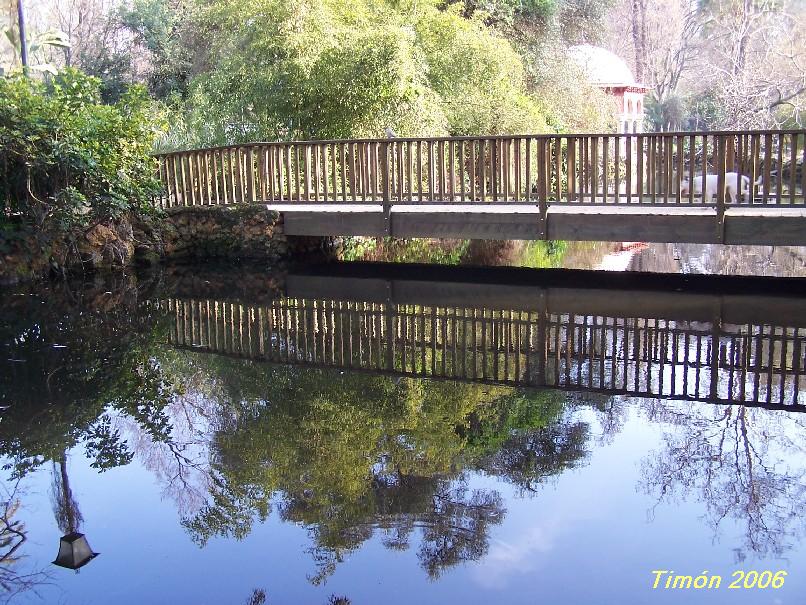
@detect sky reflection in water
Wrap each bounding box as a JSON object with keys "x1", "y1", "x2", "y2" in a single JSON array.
[{"x1": 1, "y1": 265, "x2": 806, "y2": 605}]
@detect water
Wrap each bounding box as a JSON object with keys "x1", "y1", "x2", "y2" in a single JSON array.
[
  {"x1": 344, "y1": 237, "x2": 806, "y2": 277},
  {"x1": 2, "y1": 261, "x2": 806, "y2": 604}
]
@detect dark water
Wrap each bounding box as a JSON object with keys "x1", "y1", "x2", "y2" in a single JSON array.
[{"x1": 1, "y1": 263, "x2": 806, "y2": 604}]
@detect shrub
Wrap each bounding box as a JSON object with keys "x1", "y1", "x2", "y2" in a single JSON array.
[{"x1": 0, "y1": 69, "x2": 162, "y2": 239}]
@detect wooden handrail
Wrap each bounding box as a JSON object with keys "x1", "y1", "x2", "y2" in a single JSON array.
[{"x1": 153, "y1": 129, "x2": 806, "y2": 157}]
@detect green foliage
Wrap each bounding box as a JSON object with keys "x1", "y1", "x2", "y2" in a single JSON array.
[
  {"x1": 645, "y1": 95, "x2": 687, "y2": 132},
  {"x1": 0, "y1": 69, "x2": 163, "y2": 238},
  {"x1": 341, "y1": 237, "x2": 471, "y2": 264},
  {"x1": 520, "y1": 239, "x2": 568, "y2": 268},
  {"x1": 461, "y1": 0, "x2": 559, "y2": 26},
  {"x1": 0, "y1": 278, "x2": 176, "y2": 478},
  {"x1": 685, "y1": 91, "x2": 726, "y2": 131},
  {"x1": 0, "y1": 20, "x2": 71, "y2": 76},
  {"x1": 556, "y1": 0, "x2": 613, "y2": 44},
  {"x1": 166, "y1": 0, "x2": 559, "y2": 147},
  {"x1": 117, "y1": 0, "x2": 193, "y2": 101},
  {"x1": 415, "y1": 5, "x2": 549, "y2": 134}
]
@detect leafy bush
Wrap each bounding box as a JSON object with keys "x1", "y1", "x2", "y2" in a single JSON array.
[
  {"x1": 167, "y1": 0, "x2": 559, "y2": 148},
  {"x1": 415, "y1": 5, "x2": 550, "y2": 134},
  {"x1": 0, "y1": 69, "x2": 162, "y2": 238}
]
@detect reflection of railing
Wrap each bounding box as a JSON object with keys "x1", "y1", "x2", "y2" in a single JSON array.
[
  {"x1": 154, "y1": 131, "x2": 806, "y2": 209},
  {"x1": 167, "y1": 296, "x2": 806, "y2": 409}
]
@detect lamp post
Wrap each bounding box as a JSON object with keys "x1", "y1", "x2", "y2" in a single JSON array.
[
  {"x1": 53, "y1": 532, "x2": 99, "y2": 570},
  {"x1": 51, "y1": 456, "x2": 99, "y2": 571},
  {"x1": 16, "y1": 0, "x2": 28, "y2": 68}
]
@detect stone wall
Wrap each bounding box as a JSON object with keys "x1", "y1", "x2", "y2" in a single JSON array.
[
  {"x1": 1, "y1": 204, "x2": 331, "y2": 284},
  {"x1": 139, "y1": 205, "x2": 289, "y2": 263}
]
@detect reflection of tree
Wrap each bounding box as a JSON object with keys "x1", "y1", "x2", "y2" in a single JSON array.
[
  {"x1": 115, "y1": 378, "x2": 220, "y2": 517},
  {"x1": 174, "y1": 353, "x2": 591, "y2": 583},
  {"x1": 417, "y1": 482, "x2": 504, "y2": 579},
  {"x1": 0, "y1": 481, "x2": 48, "y2": 602},
  {"x1": 477, "y1": 423, "x2": 589, "y2": 493},
  {"x1": 640, "y1": 403, "x2": 806, "y2": 561},
  {"x1": 0, "y1": 277, "x2": 176, "y2": 478}
]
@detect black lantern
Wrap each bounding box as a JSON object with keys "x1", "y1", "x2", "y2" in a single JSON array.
[{"x1": 53, "y1": 532, "x2": 99, "y2": 570}]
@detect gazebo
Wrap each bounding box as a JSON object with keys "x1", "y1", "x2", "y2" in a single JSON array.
[{"x1": 568, "y1": 44, "x2": 649, "y2": 134}]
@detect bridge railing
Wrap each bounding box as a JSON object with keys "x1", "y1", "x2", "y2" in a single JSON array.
[
  {"x1": 166, "y1": 295, "x2": 806, "y2": 409},
  {"x1": 154, "y1": 130, "x2": 806, "y2": 209}
]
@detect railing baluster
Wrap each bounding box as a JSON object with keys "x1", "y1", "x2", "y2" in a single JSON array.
[
  {"x1": 469, "y1": 140, "x2": 476, "y2": 202},
  {"x1": 267, "y1": 146, "x2": 276, "y2": 202},
  {"x1": 163, "y1": 155, "x2": 173, "y2": 208},
  {"x1": 313, "y1": 144, "x2": 320, "y2": 202},
  {"x1": 449, "y1": 139, "x2": 456, "y2": 202},
  {"x1": 776, "y1": 133, "x2": 783, "y2": 205},
  {"x1": 246, "y1": 147, "x2": 255, "y2": 203},
  {"x1": 624, "y1": 135, "x2": 631, "y2": 203},
  {"x1": 675, "y1": 135, "x2": 682, "y2": 204},
  {"x1": 394, "y1": 143, "x2": 406, "y2": 203},
  {"x1": 801, "y1": 133, "x2": 806, "y2": 204},
  {"x1": 789, "y1": 133, "x2": 797, "y2": 205},
  {"x1": 459, "y1": 140, "x2": 466, "y2": 201},
  {"x1": 567, "y1": 136, "x2": 575, "y2": 202},
  {"x1": 525, "y1": 137, "x2": 532, "y2": 203},
  {"x1": 490, "y1": 138, "x2": 498, "y2": 202},
  {"x1": 326, "y1": 144, "x2": 334, "y2": 203},
  {"x1": 700, "y1": 135, "x2": 708, "y2": 205},
  {"x1": 686, "y1": 135, "x2": 697, "y2": 204},
  {"x1": 763, "y1": 133, "x2": 772, "y2": 204},
  {"x1": 553, "y1": 137, "x2": 561, "y2": 202},
  {"x1": 428, "y1": 141, "x2": 435, "y2": 202},
  {"x1": 406, "y1": 141, "x2": 414, "y2": 203},
  {"x1": 636, "y1": 134, "x2": 644, "y2": 204},
  {"x1": 337, "y1": 143, "x2": 345, "y2": 203},
  {"x1": 602, "y1": 135, "x2": 609, "y2": 203},
  {"x1": 716, "y1": 135, "x2": 727, "y2": 241}
]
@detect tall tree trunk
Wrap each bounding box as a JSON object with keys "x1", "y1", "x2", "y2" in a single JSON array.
[{"x1": 631, "y1": 0, "x2": 647, "y2": 82}]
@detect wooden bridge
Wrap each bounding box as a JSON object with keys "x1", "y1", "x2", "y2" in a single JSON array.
[
  {"x1": 165, "y1": 265, "x2": 806, "y2": 411},
  {"x1": 155, "y1": 130, "x2": 806, "y2": 245}
]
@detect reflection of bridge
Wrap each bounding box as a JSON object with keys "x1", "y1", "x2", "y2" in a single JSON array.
[
  {"x1": 166, "y1": 266, "x2": 806, "y2": 410},
  {"x1": 155, "y1": 130, "x2": 806, "y2": 245}
]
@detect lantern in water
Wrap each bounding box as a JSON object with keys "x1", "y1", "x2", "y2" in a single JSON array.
[{"x1": 53, "y1": 532, "x2": 99, "y2": 570}]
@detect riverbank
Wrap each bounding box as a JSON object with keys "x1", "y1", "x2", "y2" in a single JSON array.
[{"x1": 0, "y1": 204, "x2": 332, "y2": 285}]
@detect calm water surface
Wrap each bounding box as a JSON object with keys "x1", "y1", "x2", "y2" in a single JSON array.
[
  {"x1": 348, "y1": 237, "x2": 806, "y2": 277},
  {"x1": 1, "y1": 261, "x2": 806, "y2": 604}
]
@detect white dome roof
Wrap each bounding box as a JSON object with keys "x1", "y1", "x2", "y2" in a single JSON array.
[{"x1": 568, "y1": 44, "x2": 636, "y2": 86}]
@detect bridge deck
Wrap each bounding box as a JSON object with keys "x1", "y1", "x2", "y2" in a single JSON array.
[{"x1": 268, "y1": 202, "x2": 806, "y2": 245}]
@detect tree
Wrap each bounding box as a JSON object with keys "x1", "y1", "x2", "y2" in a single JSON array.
[
  {"x1": 168, "y1": 0, "x2": 562, "y2": 147},
  {"x1": 607, "y1": 0, "x2": 700, "y2": 131},
  {"x1": 695, "y1": 0, "x2": 806, "y2": 127},
  {"x1": 640, "y1": 402, "x2": 806, "y2": 561},
  {"x1": 1, "y1": 0, "x2": 71, "y2": 74},
  {"x1": 609, "y1": 0, "x2": 806, "y2": 129},
  {"x1": 0, "y1": 69, "x2": 162, "y2": 246}
]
